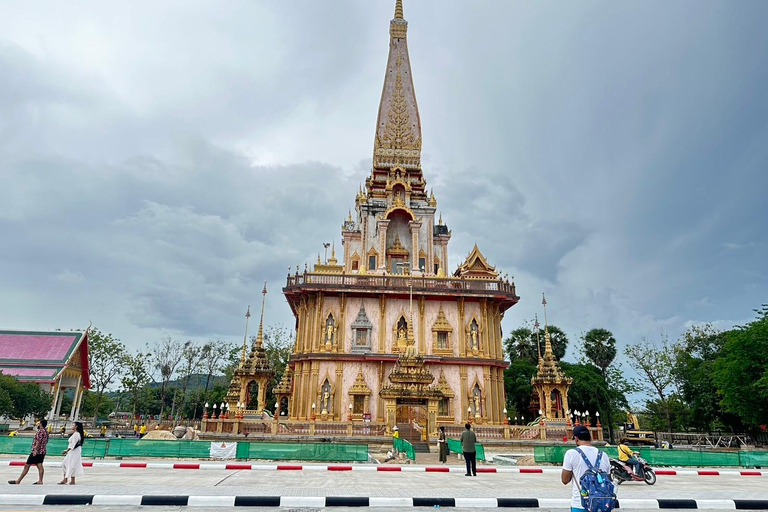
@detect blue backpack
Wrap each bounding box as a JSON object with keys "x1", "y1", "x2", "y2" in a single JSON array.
[{"x1": 575, "y1": 448, "x2": 616, "y2": 512}]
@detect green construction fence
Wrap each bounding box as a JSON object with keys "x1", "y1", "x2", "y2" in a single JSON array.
[
  {"x1": 393, "y1": 437, "x2": 415, "y2": 460},
  {"x1": 0, "y1": 436, "x2": 367, "y2": 462},
  {"x1": 534, "y1": 445, "x2": 768, "y2": 467},
  {"x1": 446, "y1": 438, "x2": 486, "y2": 461},
  {"x1": 0, "y1": 437, "x2": 107, "y2": 458}
]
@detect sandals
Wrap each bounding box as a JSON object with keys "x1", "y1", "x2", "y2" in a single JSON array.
[{"x1": 8, "y1": 480, "x2": 17, "y2": 485}]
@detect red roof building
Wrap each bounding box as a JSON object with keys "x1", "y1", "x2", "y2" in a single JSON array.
[{"x1": 0, "y1": 329, "x2": 90, "y2": 423}]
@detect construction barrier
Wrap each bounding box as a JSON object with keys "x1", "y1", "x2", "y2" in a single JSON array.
[
  {"x1": 393, "y1": 437, "x2": 415, "y2": 461},
  {"x1": 0, "y1": 437, "x2": 366, "y2": 462},
  {"x1": 446, "y1": 438, "x2": 486, "y2": 461},
  {"x1": 235, "y1": 442, "x2": 368, "y2": 462},
  {"x1": 534, "y1": 445, "x2": 768, "y2": 467},
  {"x1": 0, "y1": 437, "x2": 108, "y2": 458}
]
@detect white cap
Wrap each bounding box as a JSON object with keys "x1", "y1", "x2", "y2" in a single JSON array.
[{"x1": 393, "y1": 426, "x2": 399, "y2": 430}]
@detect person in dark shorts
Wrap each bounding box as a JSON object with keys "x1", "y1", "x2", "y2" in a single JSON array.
[{"x1": 8, "y1": 419, "x2": 49, "y2": 485}]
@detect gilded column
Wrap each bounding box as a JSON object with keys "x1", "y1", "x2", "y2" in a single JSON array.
[
  {"x1": 338, "y1": 293, "x2": 347, "y2": 353},
  {"x1": 410, "y1": 221, "x2": 421, "y2": 272},
  {"x1": 458, "y1": 298, "x2": 466, "y2": 358},
  {"x1": 315, "y1": 294, "x2": 324, "y2": 352},
  {"x1": 459, "y1": 366, "x2": 468, "y2": 423},
  {"x1": 310, "y1": 361, "x2": 320, "y2": 419},
  {"x1": 418, "y1": 296, "x2": 426, "y2": 354},
  {"x1": 335, "y1": 361, "x2": 344, "y2": 421},
  {"x1": 427, "y1": 218, "x2": 434, "y2": 275},
  {"x1": 484, "y1": 371, "x2": 491, "y2": 423},
  {"x1": 377, "y1": 362, "x2": 386, "y2": 422},
  {"x1": 379, "y1": 295, "x2": 387, "y2": 353},
  {"x1": 377, "y1": 220, "x2": 389, "y2": 271}
]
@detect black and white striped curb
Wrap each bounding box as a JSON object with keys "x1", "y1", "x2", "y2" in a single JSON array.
[{"x1": 2, "y1": 495, "x2": 768, "y2": 508}]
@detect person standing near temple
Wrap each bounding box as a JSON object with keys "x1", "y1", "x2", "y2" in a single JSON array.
[
  {"x1": 460, "y1": 423, "x2": 477, "y2": 476},
  {"x1": 437, "y1": 426, "x2": 448, "y2": 464},
  {"x1": 59, "y1": 422, "x2": 84, "y2": 485},
  {"x1": 8, "y1": 419, "x2": 49, "y2": 485}
]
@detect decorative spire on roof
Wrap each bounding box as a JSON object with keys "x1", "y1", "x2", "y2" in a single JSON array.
[
  {"x1": 240, "y1": 305, "x2": 251, "y2": 366},
  {"x1": 532, "y1": 295, "x2": 572, "y2": 386},
  {"x1": 254, "y1": 282, "x2": 267, "y2": 349},
  {"x1": 394, "y1": 0, "x2": 404, "y2": 19},
  {"x1": 373, "y1": 0, "x2": 422, "y2": 171}
]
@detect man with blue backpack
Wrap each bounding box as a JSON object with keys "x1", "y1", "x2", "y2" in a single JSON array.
[{"x1": 561, "y1": 425, "x2": 616, "y2": 512}]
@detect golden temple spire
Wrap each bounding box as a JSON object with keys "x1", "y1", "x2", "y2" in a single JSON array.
[
  {"x1": 373, "y1": 0, "x2": 422, "y2": 171},
  {"x1": 254, "y1": 282, "x2": 267, "y2": 349},
  {"x1": 241, "y1": 305, "x2": 251, "y2": 365},
  {"x1": 542, "y1": 294, "x2": 554, "y2": 359}
]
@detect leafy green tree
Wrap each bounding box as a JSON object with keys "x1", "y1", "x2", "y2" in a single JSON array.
[
  {"x1": 582, "y1": 328, "x2": 618, "y2": 441},
  {"x1": 626, "y1": 336, "x2": 677, "y2": 433},
  {"x1": 263, "y1": 326, "x2": 294, "y2": 414},
  {"x1": 121, "y1": 350, "x2": 151, "y2": 419},
  {"x1": 561, "y1": 362, "x2": 612, "y2": 424},
  {"x1": 504, "y1": 322, "x2": 568, "y2": 364},
  {"x1": 713, "y1": 305, "x2": 768, "y2": 429},
  {"x1": 149, "y1": 336, "x2": 184, "y2": 420},
  {"x1": 641, "y1": 394, "x2": 691, "y2": 432},
  {"x1": 173, "y1": 341, "x2": 203, "y2": 421},
  {"x1": 0, "y1": 373, "x2": 52, "y2": 419},
  {"x1": 503, "y1": 359, "x2": 537, "y2": 420},
  {"x1": 86, "y1": 328, "x2": 127, "y2": 424},
  {"x1": 673, "y1": 324, "x2": 730, "y2": 431},
  {"x1": 504, "y1": 327, "x2": 537, "y2": 362}
]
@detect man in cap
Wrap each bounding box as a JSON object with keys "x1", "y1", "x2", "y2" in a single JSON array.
[{"x1": 561, "y1": 425, "x2": 610, "y2": 512}]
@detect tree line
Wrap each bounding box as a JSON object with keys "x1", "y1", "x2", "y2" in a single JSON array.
[
  {"x1": 503, "y1": 304, "x2": 768, "y2": 438},
  {"x1": 70, "y1": 325, "x2": 294, "y2": 424}
]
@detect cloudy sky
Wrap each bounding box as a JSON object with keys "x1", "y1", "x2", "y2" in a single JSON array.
[{"x1": 1, "y1": 0, "x2": 766, "y2": 366}]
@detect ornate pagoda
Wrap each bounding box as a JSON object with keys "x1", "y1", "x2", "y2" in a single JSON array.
[
  {"x1": 225, "y1": 284, "x2": 275, "y2": 415},
  {"x1": 281, "y1": 0, "x2": 520, "y2": 440},
  {"x1": 531, "y1": 295, "x2": 572, "y2": 421}
]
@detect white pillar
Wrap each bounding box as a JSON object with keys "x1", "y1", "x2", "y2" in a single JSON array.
[
  {"x1": 73, "y1": 384, "x2": 85, "y2": 422},
  {"x1": 48, "y1": 377, "x2": 62, "y2": 421},
  {"x1": 55, "y1": 387, "x2": 66, "y2": 420},
  {"x1": 69, "y1": 375, "x2": 82, "y2": 422}
]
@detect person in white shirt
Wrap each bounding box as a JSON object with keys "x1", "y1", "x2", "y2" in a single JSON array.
[{"x1": 561, "y1": 425, "x2": 610, "y2": 512}]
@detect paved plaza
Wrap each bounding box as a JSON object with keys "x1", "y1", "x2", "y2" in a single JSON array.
[{"x1": 1, "y1": 458, "x2": 767, "y2": 511}]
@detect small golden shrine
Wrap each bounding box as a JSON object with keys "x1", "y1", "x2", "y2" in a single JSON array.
[
  {"x1": 226, "y1": 284, "x2": 275, "y2": 415},
  {"x1": 379, "y1": 336, "x2": 444, "y2": 434},
  {"x1": 531, "y1": 295, "x2": 572, "y2": 421}
]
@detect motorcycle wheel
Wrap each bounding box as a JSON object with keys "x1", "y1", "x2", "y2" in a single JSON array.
[
  {"x1": 610, "y1": 468, "x2": 623, "y2": 485},
  {"x1": 644, "y1": 469, "x2": 657, "y2": 485}
]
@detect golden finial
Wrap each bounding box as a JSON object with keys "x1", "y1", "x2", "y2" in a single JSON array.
[
  {"x1": 241, "y1": 305, "x2": 251, "y2": 365},
  {"x1": 348, "y1": 209, "x2": 352, "y2": 222},
  {"x1": 317, "y1": 254, "x2": 321, "y2": 264},
  {"x1": 254, "y1": 282, "x2": 267, "y2": 349},
  {"x1": 428, "y1": 190, "x2": 437, "y2": 207},
  {"x1": 438, "y1": 213, "x2": 443, "y2": 226},
  {"x1": 394, "y1": 0, "x2": 404, "y2": 20}
]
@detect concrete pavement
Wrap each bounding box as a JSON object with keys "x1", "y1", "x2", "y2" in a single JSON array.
[{"x1": 1, "y1": 461, "x2": 767, "y2": 510}]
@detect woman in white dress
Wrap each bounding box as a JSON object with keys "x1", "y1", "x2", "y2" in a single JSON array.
[{"x1": 59, "y1": 422, "x2": 84, "y2": 485}]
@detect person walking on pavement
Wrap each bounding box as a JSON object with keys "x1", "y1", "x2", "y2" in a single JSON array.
[
  {"x1": 59, "y1": 422, "x2": 85, "y2": 485},
  {"x1": 438, "y1": 426, "x2": 448, "y2": 464},
  {"x1": 561, "y1": 425, "x2": 610, "y2": 512},
  {"x1": 139, "y1": 423, "x2": 147, "y2": 438},
  {"x1": 460, "y1": 423, "x2": 477, "y2": 476},
  {"x1": 8, "y1": 419, "x2": 49, "y2": 485}
]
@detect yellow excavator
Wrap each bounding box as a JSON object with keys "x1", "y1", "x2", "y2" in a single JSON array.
[{"x1": 619, "y1": 411, "x2": 657, "y2": 446}]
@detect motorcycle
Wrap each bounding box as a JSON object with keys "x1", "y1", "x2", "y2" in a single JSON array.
[{"x1": 610, "y1": 454, "x2": 656, "y2": 485}]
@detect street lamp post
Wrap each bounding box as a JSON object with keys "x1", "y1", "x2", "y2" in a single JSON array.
[
  {"x1": 212, "y1": 403, "x2": 218, "y2": 419},
  {"x1": 203, "y1": 402, "x2": 209, "y2": 420},
  {"x1": 348, "y1": 403, "x2": 353, "y2": 422},
  {"x1": 503, "y1": 408, "x2": 508, "y2": 425},
  {"x1": 311, "y1": 403, "x2": 316, "y2": 422}
]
